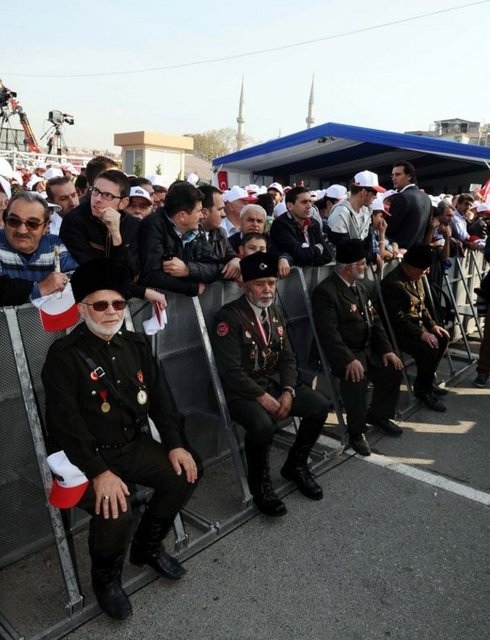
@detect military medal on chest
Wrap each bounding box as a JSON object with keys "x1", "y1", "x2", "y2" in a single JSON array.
[
  {"x1": 99, "y1": 390, "x2": 111, "y2": 413},
  {"x1": 135, "y1": 370, "x2": 147, "y2": 404}
]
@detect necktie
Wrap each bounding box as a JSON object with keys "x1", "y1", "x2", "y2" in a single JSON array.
[{"x1": 260, "y1": 308, "x2": 271, "y2": 343}]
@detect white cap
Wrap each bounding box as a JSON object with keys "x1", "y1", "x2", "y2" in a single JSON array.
[
  {"x1": 476, "y1": 202, "x2": 490, "y2": 214},
  {"x1": 11, "y1": 171, "x2": 23, "y2": 186},
  {"x1": 63, "y1": 163, "x2": 80, "y2": 176},
  {"x1": 353, "y1": 170, "x2": 385, "y2": 193},
  {"x1": 187, "y1": 173, "x2": 199, "y2": 186},
  {"x1": 47, "y1": 201, "x2": 62, "y2": 213},
  {"x1": 371, "y1": 196, "x2": 386, "y2": 211},
  {"x1": 129, "y1": 186, "x2": 153, "y2": 203},
  {"x1": 267, "y1": 182, "x2": 284, "y2": 195},
  {"x1": 246, "y1": 184, "x2": 260, "y2": 195},
  {"x1": 0, "y1": 176, "x2": 12, "y2": 199},
  {"x1": 223, "y1": 185, "x2": 255, "y2": 203},
  {"x1": 27, "y1": 175, "x2": 43, "y2": 190},
  {"x1": 0, "y1": 157, "x2": 14, "y2": 180},
  {"x1": 324, "y1": 184, "x2": 347, "y2": 200},
  {"x1": 382, "y1": 189, "x2": 397, "y2": 201},
  {"x1": 45, "y1": 167, "x2": 64, "y2": 181}
]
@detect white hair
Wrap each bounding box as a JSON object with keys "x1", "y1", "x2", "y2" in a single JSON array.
[{"x1": 239, "y1": 204, "x2": 267, "y2": 220}]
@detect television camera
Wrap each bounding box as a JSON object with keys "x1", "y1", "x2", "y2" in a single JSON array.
[{"x1": 48, "y1": 110, "x2": 75, "y2": 126}]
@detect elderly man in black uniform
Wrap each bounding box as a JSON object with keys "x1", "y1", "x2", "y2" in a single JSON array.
[
  {"x1": 42, "y1": 259, "x2": 198, "y2": 621},
  {"x1": 381, "y1": 245, "x2": 451, "y2": 411},
  {"x1": 311, "y1": 240, "x2": 404, "y2": 456},
  {"x1": 211, "y1": 251, "x2": 330, "y2": 517}
]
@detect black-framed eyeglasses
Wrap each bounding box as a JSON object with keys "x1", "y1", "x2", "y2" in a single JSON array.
[
  {"x1": 81, "y1": 300, "x2": 127, "y2": 312},
  {"x1": 90, "y1": 187, "x2": 124, "y2": 202},
  {"x1": 6, "y1": 216, "x2": 46, "y2": 230}
]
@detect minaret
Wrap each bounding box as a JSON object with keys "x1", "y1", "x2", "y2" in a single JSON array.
[
  {"x1": 236, "y1": 77, "x2": 245, "y2": 150},
  {"x1": 306, "y1": 75, "x2": 315, "y2": 129}
]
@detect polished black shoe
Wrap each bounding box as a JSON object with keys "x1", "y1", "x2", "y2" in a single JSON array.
[
  {"x1": 280, "y1": 463, "x2": 323, "y2": 500},
  {"x1": 92, "y1": 578, "x2": 132, "y2": 620},
  {"x1": 432, "y1": 384, "x2": 449, "y2": 396},
  {"x1": 252, "y1": 481, "x2": 287, "y2": 517},
  {"x1": 129, "y1": 546, "x2": 186, "y2": 580},
  {"x1": 416, "y1": 392, "x2": 446, "y2": 412},
  {"x1": 349, "y1": 434, "x2": 371, "y2": 456},
  {"x1": 366, "y1": 413, "x2": 403, "y2": 437}
]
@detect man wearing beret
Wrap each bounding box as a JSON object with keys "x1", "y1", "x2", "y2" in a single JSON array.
[
  {"x1": 211, "y1": 251, "x2": 330, "y2": 517},
  {"x1": 312, "y1": 239, "x2": 404, "y2": 456},
  {"x1": 42, "y1": 258, "x2": 198, "y2": 620},
  {"x1": 381, "y1": 245, "x2": 451, "y2": 411}
]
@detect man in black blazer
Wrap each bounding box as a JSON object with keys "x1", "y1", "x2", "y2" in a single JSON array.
[
  {"x1": 269, "y1": 186, "x2": 332, "y2": 266},
  {"x1": 312, "y1": 240, "x2": 403, "y2": 456},
  {"x1": 386, "y1": 161, "x2": 432, "y2": 249}
]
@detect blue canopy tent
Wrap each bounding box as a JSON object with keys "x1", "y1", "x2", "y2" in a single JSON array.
[{"x1": 212, "y1": 122, "x2": 490, "y2": 193}]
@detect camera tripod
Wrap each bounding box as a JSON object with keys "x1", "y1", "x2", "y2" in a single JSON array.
[
  {"x1": 41, "y1": 123, "x2": 68, "y2": 156},
  {"x1": 0, "y1": 108, "x2": 26, "y2": 151}
]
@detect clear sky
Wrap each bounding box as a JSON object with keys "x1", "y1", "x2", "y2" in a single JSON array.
[{"x1": 1, "y1": 0, "x2": 488, "y2": 152}]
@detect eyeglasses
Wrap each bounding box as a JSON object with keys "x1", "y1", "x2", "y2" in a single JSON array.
[
  {"x1": 90, "y1": 187, "x2": 124, "y2": 202},
  {"x1": 6, "y1": 216, "x2": 46, "y2": 230},
  {"x1": 81, "y1": 300, "x2": 127, "y2": 312}
]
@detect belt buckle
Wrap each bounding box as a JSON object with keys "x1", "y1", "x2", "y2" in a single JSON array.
[{"x1": 94, "y1": 366, "x2": 105, "y2": 379}]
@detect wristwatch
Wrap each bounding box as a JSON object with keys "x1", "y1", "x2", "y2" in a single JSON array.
[{"x1": 283, "y1": 386, "x2": 296, "y2": 398}]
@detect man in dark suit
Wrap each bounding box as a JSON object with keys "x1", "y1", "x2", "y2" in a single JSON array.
[
  {"x1": 269, "y1": 186, "x2": 332, "y2": 266},
  {"x1": 311, "y1": 240, "x2": 403, "y2": 456},
  {"x1": 387, "y1": 161, "x2": 432, "y2": 249},
  {"x1": 381, "y1": 245, "x2": 450, "y2": 411},
  {"x1": 211, "y1": 252, "x2": 330, "y2": 517}
]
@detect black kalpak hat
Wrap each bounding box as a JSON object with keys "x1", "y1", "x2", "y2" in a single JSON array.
[
  {"x1": 240, "y1": 251, "x2": 278, "y2": 282},
  {"x1": 403, "y1": 245, "x2": 435, "y2": 269},
  {"x1": 336, "y1": 239, "x2": 367, "y2": 264},
  {"x1": 70, "y1": 258, "x2": 130, "y2": 303}
]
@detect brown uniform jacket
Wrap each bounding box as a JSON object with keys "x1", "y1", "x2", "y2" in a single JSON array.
[
  {"x1": 381, "y1": 263, "x2": 436, "y2": 341},
  {"x1": 211, "y1": 295, "x2": 299, "y2": 401}
]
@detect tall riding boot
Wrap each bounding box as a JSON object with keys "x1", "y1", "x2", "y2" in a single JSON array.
[
  {"x1": 91, "y1": 552, "x2": 132, "y2": 620},
  {"x1": 280, "y1": 420, "x2": 323, "y2": 500},
  {"x1": 129, "y1": 512, "x2": 186, "y2": 579},
  {"x1": 244, "y1": 438, "x2": 287, "y2": 517}
]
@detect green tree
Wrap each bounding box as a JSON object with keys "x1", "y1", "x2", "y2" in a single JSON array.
[
  {"x1": 133, "y1": 159, "x2": 142, "y2": 177},
  {"x1": 184, "y1": 128, "x2": 253, "y2": 161}
]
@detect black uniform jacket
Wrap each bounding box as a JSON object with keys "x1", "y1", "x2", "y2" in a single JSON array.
[
  {"x1": 311, "y1": 272, "x2": 393, "y2": 375},
  {"x1": 0, "y1": 275, "x2": 32, "y2": 306},
  {"x1": 42, "y1": 324, "x2": 183, "y2": 480},
  {"x1": 269, "y1": 213, "x2": 332, "y2": 266},
  {"x1": 138, "y1": 211, "x2": 222, "y2": 296},
  {"x1": 386, "y1": 185, "x2": 432, "y2": 250},
  {"x1": 211, "y1": 295, "x2": 299, "y2": 402},
  {"x1": 381, "y1": 263, "x2": 436, "y2": 340}
]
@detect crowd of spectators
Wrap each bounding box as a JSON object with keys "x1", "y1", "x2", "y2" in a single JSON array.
[{"x1": 0, "y1": 155, "x2": 488, "y2": 393}]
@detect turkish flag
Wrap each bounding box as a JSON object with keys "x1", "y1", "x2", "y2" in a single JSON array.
[{"x1": 217, "y1": 171, "x2": 228, "y2": 191}]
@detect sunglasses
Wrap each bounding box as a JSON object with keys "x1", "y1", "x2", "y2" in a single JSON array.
[
  {"x1": 6, "y1": 217, "x2": 46, "y2": 230},
  {"x1": 81, "y1": 300, "x2": 127, "y2": 312}
]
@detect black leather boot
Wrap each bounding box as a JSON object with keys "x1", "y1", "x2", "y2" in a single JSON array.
[
  {"x1": 129, "y1": 513, "x2": 186, "y2": 579},
  {"x1": 245, "y1": 438, "x2": 287, "y2": 517},
  {"x1": 280, "y1": 421, "x2": 323, "y2": 500},
  {"x1": 91, "y1": 552, "x2": 132, "y2": 620}
]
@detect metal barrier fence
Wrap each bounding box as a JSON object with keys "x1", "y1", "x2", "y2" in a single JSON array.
[{"x1": 0, "y1": 257, "x2": 485, "y2": 640}]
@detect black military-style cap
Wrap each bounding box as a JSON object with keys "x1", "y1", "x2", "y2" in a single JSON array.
[
  {"x1": 70, "y1": 258, "x2": 130, "y2": 302},
  {"x1": 403, "y1": 245, "x2": 435, "y2": 269},
  {"x1": 240, "y1": 251, "x2": 278, "y2": 282}
]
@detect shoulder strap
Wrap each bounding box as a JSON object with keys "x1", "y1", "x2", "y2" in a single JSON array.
[{"x1": 76, "y1": 346, "x2": 139, "y2": 420}]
